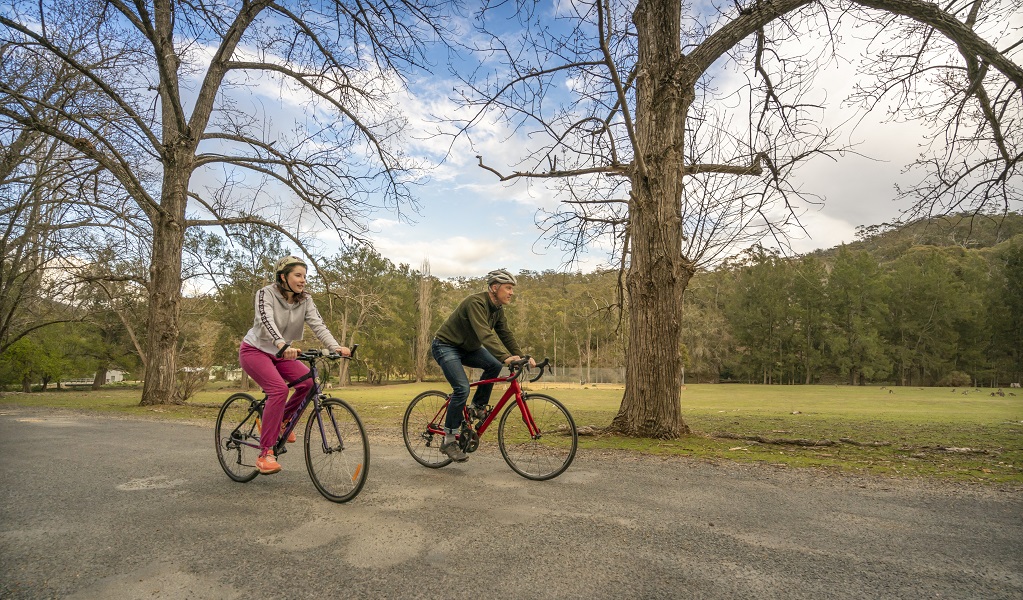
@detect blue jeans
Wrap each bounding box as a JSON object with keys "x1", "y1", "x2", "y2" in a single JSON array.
[{"x1": 431, "y1": 338, "x2": 503, "y2": 433}]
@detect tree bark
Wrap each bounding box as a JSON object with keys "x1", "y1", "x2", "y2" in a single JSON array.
[
  {"x1": 92, "y1": 366, "x2": 107, "y2": 390},
  {"x1": 140, "y1": 165, "x2": 187, "y2": 405},
  {"x1": 609, "y1": 0, "x2": 693, "y2": 438},
  {"x1": 416, "y1": 261, "x2": 432, "y2": 382}
]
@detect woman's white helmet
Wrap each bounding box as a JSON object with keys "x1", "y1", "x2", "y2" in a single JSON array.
[
  {"x1": 275, "y1": 255, "x2": 306, "y2": 275},
  {"x1": 485, "y1": 268, "x2": 517, "y2": 287}
]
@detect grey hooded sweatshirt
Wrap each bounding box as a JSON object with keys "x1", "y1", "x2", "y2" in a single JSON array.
[{"x1": 242, "y1": 284, "x2": 341, "y2": 355}]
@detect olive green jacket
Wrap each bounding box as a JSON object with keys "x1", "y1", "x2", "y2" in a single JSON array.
[{"x1": 435, "y1": 292, "x2": 521, "y2": 361}]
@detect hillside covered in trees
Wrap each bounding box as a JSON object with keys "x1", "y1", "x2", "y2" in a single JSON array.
[
  {"x1": 2, "y1": 214, "x2": 1021, "y2": 392},
  {"x1": 686, "y1": 213, "x2": 1023, "y2": 386}
]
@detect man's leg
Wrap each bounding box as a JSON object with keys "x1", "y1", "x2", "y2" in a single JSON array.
[
  {"x1": 431, "y1": 339, "x2": 470, "y2": 462},
  {"x1": 432, "y1": 340, "x2": 470, "y2": 431},
  {"x1": 463, "y1": 347, "x2": 503, "y2": 409}
]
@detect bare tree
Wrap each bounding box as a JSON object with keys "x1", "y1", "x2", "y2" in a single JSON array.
[
  {"x1": 1, "y1": 0, "x2": 452, "y2": 404},
  {"x1": 454, "y1": 0, "x2": 1022, "y2": 437},
  {"x1": 416, "y1": 258, "x2": 432, "y2": 382},
  {"x1": 0, "y1": 138, "x2": 85, "y2": 353}
]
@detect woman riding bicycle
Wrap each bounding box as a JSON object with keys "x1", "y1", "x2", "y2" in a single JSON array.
[
  {"x1": 431, "y1": 268, "x2": 535, "y2": 462},
  {"x1": 239, "y1": 255, "x2": 351, "y2": 474}
]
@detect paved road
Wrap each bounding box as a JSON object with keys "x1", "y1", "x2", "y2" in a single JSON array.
[{"x1": 1, "y1": 408, "x2": 1021, "y2": 599}]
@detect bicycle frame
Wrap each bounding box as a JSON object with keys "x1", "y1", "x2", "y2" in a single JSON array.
[
  {"x1": 231, "y1": 353, "x2": 350, "y2": 455},
  {"x1": 424, "y1": 369, "x2": 541, "y2": 441}
]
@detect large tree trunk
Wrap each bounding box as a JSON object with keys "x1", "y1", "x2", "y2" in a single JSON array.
[
  {"x1": 140, "y1": 170, "x2": 187, "y2": 406},
  {"x1": 609, "y1": 0, "x2": 692, "y2": 438}
]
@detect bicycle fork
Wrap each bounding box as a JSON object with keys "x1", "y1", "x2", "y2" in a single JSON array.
[{"x1": 314, "y1": 398, "x2": 346, "y2": 454}]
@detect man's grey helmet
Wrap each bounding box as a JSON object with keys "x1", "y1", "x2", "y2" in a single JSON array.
[{"x1": 486, "y1": 268, "x2": 517, "y2": 287}]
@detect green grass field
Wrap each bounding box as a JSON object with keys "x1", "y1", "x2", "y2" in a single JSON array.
[{"x1": 3, "y1": 382, "x2": 1021, "y2": 483}]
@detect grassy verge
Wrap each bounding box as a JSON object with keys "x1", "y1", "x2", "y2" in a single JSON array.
[{"x1": 3, "y1": 382, "x2": 1021, "y2": 483}]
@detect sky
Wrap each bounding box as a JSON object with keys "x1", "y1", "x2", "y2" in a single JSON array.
[
  {"x1": 331, "y1": 6, "x2": 935, "y2": 279},
  {"x1": 199, "y1": 1, "x2": 1017, "y2": 280}
]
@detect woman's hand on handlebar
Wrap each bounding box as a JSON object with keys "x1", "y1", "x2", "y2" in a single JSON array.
[
  {"x1": 333, "y1": 346, "x2": 352, "y2": 358},
  {"x1": 276, "y1": 342, "x2": 299, "y2": 360}
]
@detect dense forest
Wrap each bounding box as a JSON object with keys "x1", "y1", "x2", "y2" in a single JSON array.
[{"x1": 2, "y1": 213, "x2": 1021, "y2": 392}]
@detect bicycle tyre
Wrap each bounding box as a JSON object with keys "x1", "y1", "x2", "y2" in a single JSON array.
[
  {"x1": 304, "y1": 397, "x2": 369, "y2": 503},
  {"x1": 498, "y1": 393, "x2": 577, "y2": 481},
  {"x1": 215, "y1": 392, "x2": 262, "y2": 483},
  {"x1": 402, "y1": 390, "x2": 453, "y2": 468}
]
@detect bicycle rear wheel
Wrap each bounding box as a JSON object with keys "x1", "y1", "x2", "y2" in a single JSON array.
[
  {"x1": 498, "y1": 393, "x2": 577, "y2": 480},
  {"x1": 402, "y1": 390, "x2": 452, "y2": 468},
  {"x1": 304, "y1": 397, "x2": 369, "y2": 503},
  {"x1": 215, "y1": 392, "x2": 262, "y2": 483}
]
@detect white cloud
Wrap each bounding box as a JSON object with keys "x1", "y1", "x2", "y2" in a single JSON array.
[{"x1": 374, "y1": 235, "x2": 506, "y2": 277}]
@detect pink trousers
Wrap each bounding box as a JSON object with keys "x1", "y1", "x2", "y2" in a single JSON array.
[{"x1": 238, "y1": 343, "x2": 314, "y2": 454}]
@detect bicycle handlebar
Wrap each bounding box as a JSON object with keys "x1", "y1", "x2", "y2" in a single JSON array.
[
  {"x1": 529, "y1": 358, "x2": 551, "y2": 383},
  {"x1": 277, "y1": 343, "x2": 359, "y2": 361},
  {"x1": 507, "y1": 356, "x2": 552, "y2": 383}
]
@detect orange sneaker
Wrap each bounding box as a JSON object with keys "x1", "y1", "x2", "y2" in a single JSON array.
[
  {"x1": 282, "y1": 424, "x2": 296, "y2": 444},
  {"x1": 256, "y1": 451, "x2": 281, "y2": 474}
]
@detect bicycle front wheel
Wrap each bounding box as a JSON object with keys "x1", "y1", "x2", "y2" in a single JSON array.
[
  {"x1": 304, "y1": 398, "x2": 369, "y2": 503},
  {"x1": 402, "y1": 390, "x2": 452, "y2": 468},
  {"x1": 215, "y1": 392, "x2": 261, "y2": 483},
  {"x1": 498, "y1": 393, "x2": 577, "y2": 480}
]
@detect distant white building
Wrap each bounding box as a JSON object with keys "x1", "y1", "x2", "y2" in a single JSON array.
[
  {"x1": 62, "y1": 370, "x2": 124, "y2": 386},
  {"x1": 209, "y1": 366, "x2": 243, "y2": 381}
]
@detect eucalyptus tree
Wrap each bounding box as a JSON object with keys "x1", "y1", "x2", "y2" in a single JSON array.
[
  {"x1": 415, "y1": 259, "x2": 433, "y2": 382},
  {"x1": 725, "y1": 247, "x2": 795, "y2": 384},
  {"x1": 316, "y1": 247, "x2": 417, "y2": 383},
  {"x1": 990, "y1": 240, "x2": 1023, "y2": 384},
  {"x1": 1, "y1": 0, "x2": 452, "y2": 404},
  {"x1": 679, "y1": 272, "x2": 733, "y2": 383},
  {"x1": 885, "y1": 246, "x2": 979, "y2": 385},
  {"x1": 825, "y1": 247, "x2": 891, "y2": 385},
  {"x1": 451, "y1": 0, "x2": 1021, "y2": 436},
  {"x1": 790, "y1": 256, "x2": 827, "y2": 384}
]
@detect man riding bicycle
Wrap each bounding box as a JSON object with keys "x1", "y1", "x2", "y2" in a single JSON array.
[{"x1": 432, "y1": 268, "x2": 535, "y2": 462}]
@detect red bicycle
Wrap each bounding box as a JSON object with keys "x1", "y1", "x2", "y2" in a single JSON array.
[{"x1": 402, "y1": 357, "x2": 577, "y2": 480}]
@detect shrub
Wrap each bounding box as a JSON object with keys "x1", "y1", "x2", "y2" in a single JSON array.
[{"x1": 939, "y1": 371, "x2": 972, "y2": 387}]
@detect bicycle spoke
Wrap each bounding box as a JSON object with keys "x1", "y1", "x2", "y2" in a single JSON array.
[
  {"x1": 304, "y1": 398, "x2": 369, "y2": 503},
  {"x1": 498, "y1": 394, "x2": 577, "y2": 480},
  {"x1": 402, "y1": 390, "x2": 453, "y2": 468},
  {"x1": 215, "y1": 393, "x2": 261, "y2": 483}
]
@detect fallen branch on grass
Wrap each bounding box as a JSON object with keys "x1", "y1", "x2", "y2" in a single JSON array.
[
  {"x1": 935, "y1": 446, "x2": 989, "y2": 454},
  {"x1": 838, "y1": 438, "x2": 892, "y2": 447},
  {"x1": 714, "y1": 433, "x2": 835, "y2": 447},
  {"x1": 714, "y1": 433, "x2": 894, "y2": 448}
]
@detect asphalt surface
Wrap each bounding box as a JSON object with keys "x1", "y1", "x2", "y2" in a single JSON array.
[{"x1": 1, "y1": 407, "x2": 1021, "y2": 600}]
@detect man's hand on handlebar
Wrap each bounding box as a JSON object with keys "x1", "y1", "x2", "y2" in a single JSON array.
[{"x1": 505, "y1": 355, "x2": 537, "y2": 369}]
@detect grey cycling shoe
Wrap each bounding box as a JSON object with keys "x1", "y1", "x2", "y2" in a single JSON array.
[
  {"x1": 468, "y1": 404, "x2": 490, "y2": 423},
  {"x1": 440, "y1": 440, "x2": 468, "y2": 462}
]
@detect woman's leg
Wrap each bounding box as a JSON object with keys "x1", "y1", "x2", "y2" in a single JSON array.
[
  {"x1": 238, "y1": 344, "x2": 290, "y2": 455},
  {"x1": 275, "y1": 359, "x2": 313, "y2": 426}
]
